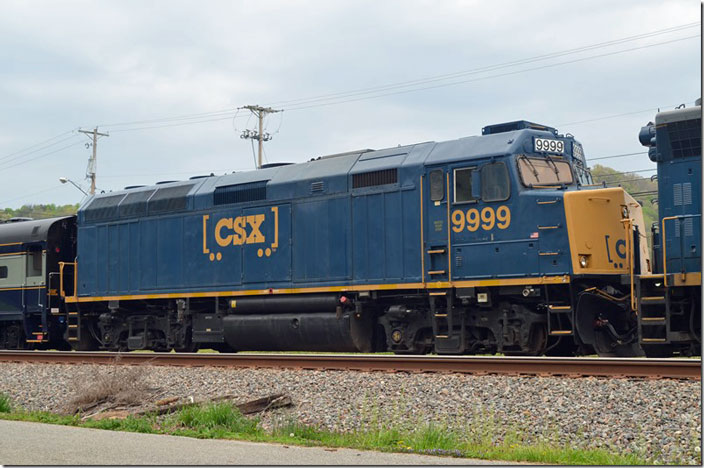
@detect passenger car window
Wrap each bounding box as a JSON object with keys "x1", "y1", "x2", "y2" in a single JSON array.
[
  {"x1": 481, "y1": 162, "x2": 510, "y2": 202},
  {"x1": 454, "y1": 168, "x2": 476, "y2": 203},
  {"x1": 429, "y1": 170, "x2": 444, "y2": 201},
  {"x1": 0, "y1": 266, "x2": 7, "y2": 279},
  {"x1": 26, "y1": 250, "x2": 42, "y2": 277}
]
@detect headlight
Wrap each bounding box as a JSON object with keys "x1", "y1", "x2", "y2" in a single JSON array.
[{"x1": 579, "y1": 255, "x2": 589, "y2": 268}]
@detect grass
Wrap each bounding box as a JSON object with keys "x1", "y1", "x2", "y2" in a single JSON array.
[
  {"x1": 0, "y1": 393, "x2": 665, "y2": 466},
  {"x1": 0, "y1": 393, "x2": 12, "y2": 413}
]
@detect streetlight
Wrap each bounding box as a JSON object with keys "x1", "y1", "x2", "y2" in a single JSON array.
[{"x1": 59, "y1": 177, "x2": 89, "y2": 196}]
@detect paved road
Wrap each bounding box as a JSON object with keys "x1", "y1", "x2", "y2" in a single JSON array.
[{"x1": 0, "y1": 420, "x2": 514, "y2": 465}]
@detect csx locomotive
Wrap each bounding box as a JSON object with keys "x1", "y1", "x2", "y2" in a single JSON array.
[{"x1": 0, "y1": 105, "x2": 700, "y2": 357}]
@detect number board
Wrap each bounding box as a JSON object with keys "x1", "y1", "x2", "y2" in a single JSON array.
[
  {"x1": 534, "y1": 137, "x2": 564, "y2": 154},
  {"x1": 572, "y1": 142, "x2": 585, "y2": 161}
]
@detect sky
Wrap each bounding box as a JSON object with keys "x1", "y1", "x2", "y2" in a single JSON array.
[{"x1": 0, "y1": 0, "x2": 700, "y2": 209}]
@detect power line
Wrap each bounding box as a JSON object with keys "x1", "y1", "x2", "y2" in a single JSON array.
[
  {"x1": 0, "y1": 133, "x2": 80, "y2": 165},
  {"x1": 605, "y1": 177, "x2": 658, "y2": 185},
  {"x1": 0, "y1": 129, "x2": 77, "y2": 162},
  {"x1": 594, "y1": 168, "x2": 657, "y2": 178},
  {"x1": 0, "y1": 186, "x2": 64, "y2": 206},
  {"x1": 557, "y1": 102, "x2": 695, "y2": 127},
  {"x1": 0, "y1": 141, "x2": 85, "y2": 171},
  {"x1": 98, "y1": 108, "x2": 243, "y2": 128},
  {"x1": 589, "y1": 151, "x2": 648, "y2": 161},
  {"x1": 267, "y1": 22, "x2": 699, "y2": 109},
  {"x1": 108, "y1": 115, "x2": 244, "y2": 133},
  {"x1": 279, "y1": 35, "x2": 699, "y2": 111}
]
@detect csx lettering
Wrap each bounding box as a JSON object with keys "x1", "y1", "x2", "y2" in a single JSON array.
[
  {"x1": 216, "y1": 215, "x2": 266, "y2": 246},
  {"x1": 452, "y1": 205, "x2": 511, "y2": 233}
]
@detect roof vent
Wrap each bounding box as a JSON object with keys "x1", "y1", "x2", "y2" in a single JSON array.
[
  {"x1": 482, "y1": 120, "x2": 557, "y2": 136},
  {"x1": 310, "y1": 181, "x2": 324, "y2": 193}
]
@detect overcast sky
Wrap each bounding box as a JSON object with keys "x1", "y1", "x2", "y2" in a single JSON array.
[{"x1": 0, "y1": 0, "x2": 700, "y2": 208}]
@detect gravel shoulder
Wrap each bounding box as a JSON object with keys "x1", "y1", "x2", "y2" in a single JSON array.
[{"x1": 0, "y1": 361, "x2": 701, "y2": 464}]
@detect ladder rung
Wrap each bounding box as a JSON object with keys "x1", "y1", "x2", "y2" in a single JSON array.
[
  {"x1": 427, "y1": 249, "x2": 446, "y2": 254},
  {"x1": 68, "y1": 312, "x2": 78, "y2": 316},
  {"x1": 427, "y1": 270, "x2": 446, "y2": 275},
  {"x1": 641, "y1": 296, "x2": 665, "y2": 301},
  {"x1": 68, "y1": 325, "x2": 78, "y2": 328},
  {"x1": 68, "y1": 337, "x2": 79, "y2": 341},
  {"x1": 641, "y1": 317, "x2": 666, "y2": 322},
  {"x1": 435, "y1": 335, "x2": 449, "y2": 339},
  {"x1": 548, "y1": 305, "x2": 571, "y2": 311},
  {"x1": 642, "y1": 338, "x2": 667, "y2": 342},
  {"x1": 25, "y1": 339, "x2": 43, "y2": 343},
  {"x1": 549, "y1": 330, "x2": 572, "y2": 335},
  {"x1": 428, "y1": 292, "x2": 447, "y2": 296},
  {"x1": 434, "y1": 313, "x2": 448, "y2": 317}
]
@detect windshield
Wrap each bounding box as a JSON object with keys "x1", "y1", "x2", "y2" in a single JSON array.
[{"x1": 517, "y1": 155, "x2": 574, "y2": 187}]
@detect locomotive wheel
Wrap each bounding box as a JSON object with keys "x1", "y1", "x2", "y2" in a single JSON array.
[{"x1": 593, "y1": 330, "x2": 644, "y2": 357}]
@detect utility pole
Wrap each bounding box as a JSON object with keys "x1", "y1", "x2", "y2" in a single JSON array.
[
  {"x1": 239, "y1": 105, "x2": 282, "y2": 169},
  {"x1": 78, "y1": 127, "x2": 109, "y2": 195}
]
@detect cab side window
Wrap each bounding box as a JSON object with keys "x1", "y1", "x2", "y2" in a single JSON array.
[
  {"x1": 453, "y1": 168, "x2": 476, "y2": 203},
  {"x1": 0, "y1": 266, "x2": 7, "y2": 279},
  {"x1": 429, "y1": 169, "x2": 444, "y2": 201},
  {"x1": 481, "y1": 162, "x2": 510, "y2": 202}
]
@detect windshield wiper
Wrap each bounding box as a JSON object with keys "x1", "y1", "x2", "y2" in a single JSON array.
[
  {"x1": 544, "y1": 155, "x2": 560, "y2": 176},
  {"x1": 520, "y1": 155, "x2": 540, "y2": 182}
]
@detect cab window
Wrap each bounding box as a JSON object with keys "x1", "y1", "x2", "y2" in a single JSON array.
[
  {"x1": 517, "y1": 155, "x2": 574, "y2": 187},
  {"x1": 453, "y1": 168, "x2": 476, "y2": 203},
  {"x1": 481, "y1": 162, "x2": 510, "y2": 202},
  {"x1": 429, "y1": 169, "x2": 444, "y2": 201}
]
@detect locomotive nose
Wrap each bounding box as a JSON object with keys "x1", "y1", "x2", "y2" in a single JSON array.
[{"x1": 563, "y1": 187, "x2": 651, "y2": 275}]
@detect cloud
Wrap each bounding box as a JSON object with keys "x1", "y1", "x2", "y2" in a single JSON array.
[{"x1": 0, "y1": 0, "x2": 699, "y2": 207}]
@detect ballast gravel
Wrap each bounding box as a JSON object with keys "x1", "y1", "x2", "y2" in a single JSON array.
[{"x1": 0, "y1": 360, "x2": 700, "y2": 465}]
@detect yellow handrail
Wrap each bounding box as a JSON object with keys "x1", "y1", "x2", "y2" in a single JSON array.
[
  {"x1": 58, "y1": 261, "x2": 77, "y2": 298},
  {"x1": 620, "y1": 218, "x2": 636, "y2": 313}
]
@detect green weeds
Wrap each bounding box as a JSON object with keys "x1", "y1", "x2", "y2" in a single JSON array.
[{"x1": 0, "y1": 397, "x2": 692, "y2": 465}]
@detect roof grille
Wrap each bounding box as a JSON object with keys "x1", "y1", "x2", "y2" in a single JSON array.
[
  {"x1": 214, "y1": 181, "x2": 267, "y2": 205},
  {"x1": 352, "y1": 169, "x2": 398, "y2": 189},
  {"x1": 119, "y1": 190, "x2": 155, "y2": 218},
  {"x1": 83, "y1": 194, "x2": 126, "y2": 222},
  {"x1": 147, "y1": 184, "x2": 194, "y2": 214}
]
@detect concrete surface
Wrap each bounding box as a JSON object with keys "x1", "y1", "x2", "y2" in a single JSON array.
[{"x1": 0, "y1": 419, "x2": 515, "y2": 465}]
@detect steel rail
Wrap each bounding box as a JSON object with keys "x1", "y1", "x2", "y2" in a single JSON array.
[{"x1": 0, "y1": 351, "x2": 700, "y2": 380}]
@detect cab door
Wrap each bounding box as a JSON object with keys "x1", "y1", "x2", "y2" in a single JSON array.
[{"x1": 423, "y1": 167, "x2": 451, "y2": 283}]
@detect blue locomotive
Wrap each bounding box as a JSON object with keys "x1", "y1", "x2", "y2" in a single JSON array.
[
  {"x1": 638, "y1": 99, "x2": 701, "y2": 356},
  {"x1": 0, "y1": 110, "x2": 699, "y2": 357}
]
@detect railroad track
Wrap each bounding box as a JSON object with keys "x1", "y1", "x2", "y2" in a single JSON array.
[{"x1": 0, "y1": 351, "x2": 699, "y2": 380}]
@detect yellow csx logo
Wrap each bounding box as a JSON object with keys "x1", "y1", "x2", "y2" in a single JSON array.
[{"x1": 202, "y1": 207, "x2": 279, "y2": 262}]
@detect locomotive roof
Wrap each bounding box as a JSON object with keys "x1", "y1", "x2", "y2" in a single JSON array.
[
  {"x1": 656, "y1": 103, "x2": 702, "y2": 125},
  {"x1": 0, "y1": 216, "x2": 74, "y2": 245},
  {"x1": 78, "y1": 124, "x2": 568, "y2": 223}
]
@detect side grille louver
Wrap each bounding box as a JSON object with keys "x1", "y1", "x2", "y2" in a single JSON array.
[
  {"x1": 214, "y1": 182, "x2": 267, "y2": 205},
  {"x1": 352, "y1": 169, "x2": 398, "y2": 188}
]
